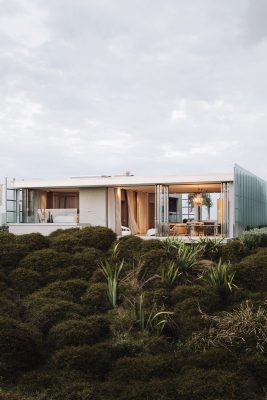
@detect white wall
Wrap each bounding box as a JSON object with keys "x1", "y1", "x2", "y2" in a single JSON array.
[
  {"x1": 79, "y1": 187, "x2": 107, "y2": 226},
  {"x1": 8, "y1": 223, "x2": 78, "y2": 235}
]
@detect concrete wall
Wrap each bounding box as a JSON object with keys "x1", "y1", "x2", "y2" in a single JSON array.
[
  {"x1": 8, "y1": 223, "x2": 78, "y2": 235},
  {"x1": 79, "y1": 187, "x2": 107, "y2": 226}
]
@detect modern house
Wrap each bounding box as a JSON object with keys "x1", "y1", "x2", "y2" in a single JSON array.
[{"x1": 1, "y1": 164, "x2": 267, "y2": 239}]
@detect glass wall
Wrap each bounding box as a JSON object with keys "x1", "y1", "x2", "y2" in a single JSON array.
[{"x1": 234, "y1": 164, "x2": 267, "y2": 237}]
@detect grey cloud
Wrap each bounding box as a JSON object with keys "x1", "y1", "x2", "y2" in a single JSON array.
[{"x1": 0, "y1": 0, "x2": 266, "y2": 181}]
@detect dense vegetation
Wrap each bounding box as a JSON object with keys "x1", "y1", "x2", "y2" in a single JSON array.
[{"x1": 0, "y1": 227, "x2": 266, "y2": 400}]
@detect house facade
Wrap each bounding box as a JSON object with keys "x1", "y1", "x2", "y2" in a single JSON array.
[{"x1": 1, "y1": 165, "x2": 267, "y2": 239}]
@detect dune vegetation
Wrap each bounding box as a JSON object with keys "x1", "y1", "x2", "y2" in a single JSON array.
[{"x1": 0, "y1": 227, "x2": 266, "y2": 400}]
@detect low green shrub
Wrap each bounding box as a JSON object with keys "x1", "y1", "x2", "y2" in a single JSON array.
[
  {"x1": 239, "y1": 227, "x2": 267, "y2": 250},
  {"x1": 9, "y1": 268, "x2": 43, "y2": 296},
  {"x1": 32, "y1": 279, "x2": 88, "y2": 303},
  {"x1": 52, "y1": 382, "x2": 95, "y2": 400},
  {"x1": 0, "y1": 393, "x2": 31, "y2": 400},
  {"x1": 22, "y1": 298, "x2": 84, "y2": 334},
  {"x1": 81, "y1": 282, "x2": 111, "y2": 314},
  {"x1": 0, "y1": 231, "x2": 16, "y2": 244},
  {"x1": 109, "y1": 353, "x2": 183, "y2": 382},
  {"x1": 221, "y1": 239, "x2": 247, "y2": 263},
  {"x1": 77, "y1": 226, "x2": 117, "y2": 251},
  {"x1": 170, "y1": 284, "x2": 221, "y2": 312},
  {"x1": 232, "y1": 248, "x2": 267, "y2": 291},
  {"x1": 19, "y1": 249, "x2": 73, "y2": 280},
  {"x1": 16, "y1": 233, "x2": 49, "y2": 252},
  {"x1": 0, "y1": 317, "x2": 42, "y2": 376},
  {"x1": 141, "y1": 249, "x2": 169, "y2": 278},
  {"x1": 116, "y1": 236, "x2": 143, "y2": 260},
  {"x1": 50, "y1": 232, "x2": 82, "y2": 253},
  {"x1": 72, "y1": 248, "x2": 104, "y2": 276},
  {"x1": 141, "y1": 239, "x2": 164, "y2": 253},
  {"x1": 174, "y1": 367, "x2": 259, "y2": 400},
  {"x1": 52, "y1": 343, "x2": 114, "y2": 378},
  {"x1": 47, "y1": 265, "x2": 91, "y2": 282},
  {"x1": 0, "y1": 244, "x2": 29, "y2": 269},
  {"x1": 48, "y1": 315, "x2": 110, "y2": 349}
]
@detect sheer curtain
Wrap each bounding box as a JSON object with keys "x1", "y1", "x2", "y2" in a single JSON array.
[
  {"x1": 115, "y1": 188, "x2": 122, "y2": 235},
  {"x1": 137, "y1": 192, "x2": 149, "y2": 234},
  {"x1": 126, "y1": 190, "x2": 139, "y2": 234}
]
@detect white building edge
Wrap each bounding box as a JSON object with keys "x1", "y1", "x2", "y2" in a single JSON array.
[{"x1": 1, "y1": 164, "x2": 267, "y2": 239}]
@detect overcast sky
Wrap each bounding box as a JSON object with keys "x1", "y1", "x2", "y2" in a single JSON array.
[{"x1": 0, "y1": 0, "x2": 267, "y2": 182}]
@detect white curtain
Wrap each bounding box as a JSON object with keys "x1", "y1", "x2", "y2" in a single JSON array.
[
  {"x1": 115, "y1": 188, "x2": 122, "y2": 235},
  {"x1": 137, "y1": 192, "x2": 149, "y2": 234},
  {"x1": 126, "y1": 190, "x2": 139, "y2": 235}
]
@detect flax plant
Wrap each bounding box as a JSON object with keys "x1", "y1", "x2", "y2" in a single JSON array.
[
  {"x1": 160, "y1": 261, "x2": 182, "y2": 287},
  {"x1": 100, "y1": 259, "x2": 124, "y2": 307},
  {"x1": 200, "y1": 259, "x2": 237, "y2": 299},
  {"x1": 134, "y1": 294, "x2": 173, "y2": 335}
]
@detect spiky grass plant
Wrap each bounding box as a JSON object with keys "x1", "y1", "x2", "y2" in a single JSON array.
[
  {"x1": 176, "y1": 242, "x2": 200, "y2": 274},
  {"x1": 134, "y1": 294, "x2": 173, "y2": 335},
  {"x1": 160, "y1": 261, "x2": 182, "y2": 287},
  {"x1": 198, "y1": 237, "x2": 224, "y2": 261},
  {"x1": 100, "y1": 259, "x2": 124, "y2": 307},
  {"x1": 200, "y1": 259, "x2": 237, "y2": 300}
]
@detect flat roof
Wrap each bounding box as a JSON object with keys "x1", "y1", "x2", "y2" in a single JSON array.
[{"x1": 12, "y1": 173, "x2": 234, "y2": 189}]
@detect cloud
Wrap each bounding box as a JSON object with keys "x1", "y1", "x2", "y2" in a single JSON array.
[{"x1": 0, "y1": 0, "x2": 266, "y2": 181}]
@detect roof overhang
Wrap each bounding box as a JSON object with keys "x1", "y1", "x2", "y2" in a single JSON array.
[{"x1": 12, "y1": 173, "x2": 234, "y2": 190}]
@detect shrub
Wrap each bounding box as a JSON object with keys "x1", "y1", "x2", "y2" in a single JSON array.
[
  {"x1": 0, "y1": 296, "x2": 16, "y2": 317},
  {"x1": 16, "y1": 233, "x2": 49, "y2": 252},
  {"x1": 141, "y1": 239, "x2": 164, "y2": 253},
  {"x1": 221, "y1": 239, "x2": 247, "y2": 263},
  {"x1": 48, "y1": 315, "x2": 110, "y2": 349},
  {"x1": 0, "y1": 231, "x2": 16, "y2": 244},
  {"x1": 0, "y1": 393, "x2": 31, "y2": 400},
  {"x1": 81, "y1": 282, "x2": 111, "y2": 314},
  {"x1": 32, "y1": 279, "x2": 88, "y2": 303},
  {"x1": 0, "y1": 317, "x2": 42, "y2": 376},
  {"x1": 9, "y1": 268, "x2": 43, "y2": 296},
  {"x1": 0, "y1": 244, "x2": 29, "y2": 269},
  {"x1": 23, "y1": 298, "x2": 84, "y2": 334},
  {"x1": 239, "y1": 227, "x2": 267, "y2": 250},
  {"x1": 232, "y1": 248, "x2": 267, "y2": 291},
  {"x1": 170, "y1": 285, "x2": 221, "y2": 312},
  {"x1": 49, "y1": 232, "x2": 82, "y2": 253},
  {"x1": 72, "y1": 248, "x2": 104, "y2": 276},
  {"x1": 52, "y1": 383, "x2": 95, "y2": 400},
  {"x1": 141, "y1": 249, "x2": 169, "y2": 278},
  {"x1": 19, "y1": 249, "x2": 73, "y2": 279},
  {"x1": 174, "y1": 367, "x2": 258, "y2": 400},
  {"x1": 77, "y1": 226, "x2": 116, "y2": 251},
  {"x1": 47, "y1": 264, "x2": 91, "y2": 282},
  {"x1": 116, "y1": 236, "x2": 143, "y2": 260},
  {"x1": 52, "y1": 343, "x2": 113, "y2": 378},
  {"x1": 109, "y1": 353, "x2": 183, "y2": 382}
]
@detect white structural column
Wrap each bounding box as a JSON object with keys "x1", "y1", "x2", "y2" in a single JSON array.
[{"x1": 155, "y1": 184, "x2": 169, "y2": 236}]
